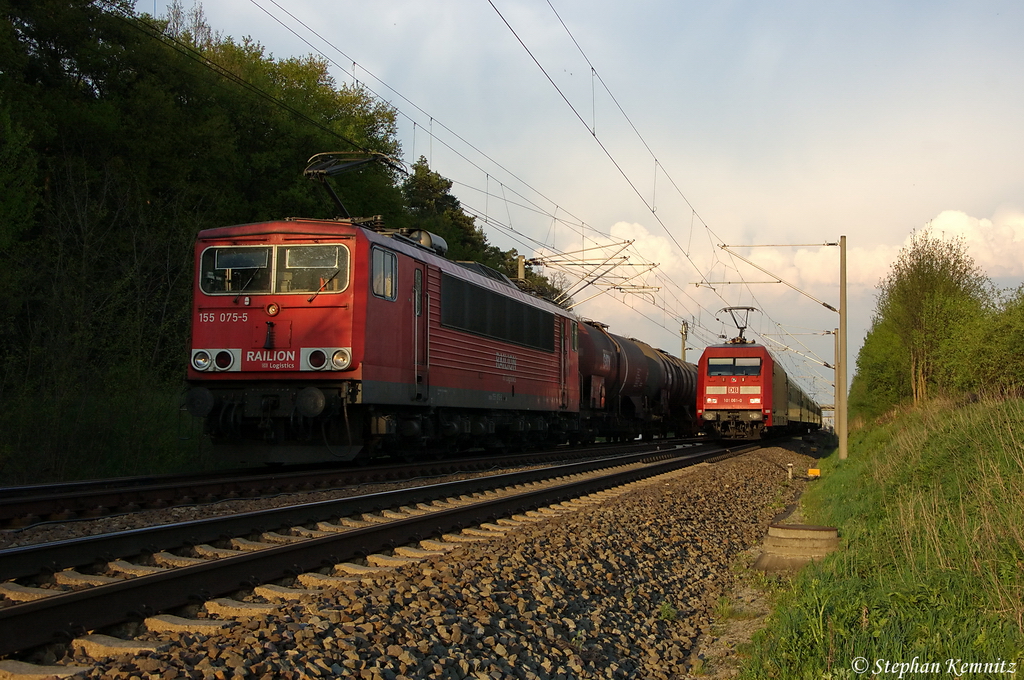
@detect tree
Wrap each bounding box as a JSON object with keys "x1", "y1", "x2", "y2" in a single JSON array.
[
  {"x1": 0, "y1": 0, "x2": 408, "y2": 481},
  {"x1": 875, "y1": 229, "x2": 988, "y2": 404},
  {"x1": 848, "y1": 316, "x2": 911, "y2": 421},
  {"x1": 402, "y1": 157, "x2": 488, "y2": 261},
  {"x1": 401, "y1": 157, "x2": 572, "y2": 305}
]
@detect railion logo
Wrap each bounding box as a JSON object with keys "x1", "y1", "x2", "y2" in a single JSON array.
[{"x1": 247, "y1": 350, "x2": 296, "y2": 362}]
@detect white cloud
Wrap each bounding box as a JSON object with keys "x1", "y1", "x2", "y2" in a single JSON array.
[{"x1": 925, "y1": 208, "x2": 1024, "y2": 278}]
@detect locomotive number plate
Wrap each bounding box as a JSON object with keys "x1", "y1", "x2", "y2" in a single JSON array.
[{"x1": 199, "y1": 312, "x2": 250, "y2": 323}]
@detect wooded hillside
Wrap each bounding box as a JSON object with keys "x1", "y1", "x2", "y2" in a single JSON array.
[{"x1": 0, "y1": 1, "x2": 554, "y2": 481}]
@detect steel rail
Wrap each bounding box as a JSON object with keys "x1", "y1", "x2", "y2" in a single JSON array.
[
  {"x1": 0, "y1": 443, "x2": 753, "y2": 656},
  {"x1": 0, "y1": 439, "x2": 703, "y2": 528},
  {"x1": 0, "y1": 443, "x2": 707, "y2": 582}
]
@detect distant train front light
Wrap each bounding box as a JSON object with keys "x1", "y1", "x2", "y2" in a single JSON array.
[
  {"x1": 331, "y1": 348, "x2": 352, "y2": 370},
  {"x1": 192, "y1": 350, "x2": 212, "y2": 371}
]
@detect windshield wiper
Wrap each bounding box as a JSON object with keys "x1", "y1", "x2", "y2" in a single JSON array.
[
  {"x1": 233, "y1": 267, "x2": 265, "y2": 304},
  {"x1": 307, "y1": 268, "x2": 341, "y2": 303}
]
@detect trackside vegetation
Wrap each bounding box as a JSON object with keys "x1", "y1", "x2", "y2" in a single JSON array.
[
  {"x1": 741, "y1": 397, "x2": 1024, "y2": 678},
  {"x1": 741, "y1": 229, "x2": 1024, "y2": 677}
]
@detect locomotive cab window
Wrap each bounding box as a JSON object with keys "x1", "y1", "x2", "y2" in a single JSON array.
[
  {"x1": 707, "y1": 357, "x2": 762, "y2": 376},
  {"x1": 200, "y1": 247, "x2": 272, "y2": 294},
  {"x1": 276, "y1": 245, "x2": 349, "y2": 294},
  {"x1": 371, "y1": 247, "x2": 397, "y2": 301}
]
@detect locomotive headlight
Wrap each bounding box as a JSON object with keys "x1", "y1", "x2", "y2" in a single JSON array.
[
  {"x1": 266, "y1": 302, "x2": 280, "y2": 317},
  {"x1": 308, "y1": 349, "x2": 327, "y2": 370},
  {"x1": 214, "y1": 350, "x2": 234, "y2": 370},
  {"x1": 331, "y1": 348, "x2": 352, "y2": 370},
  {"x1": 192, "y1": 350, "x2": 212, "y2": 371}
]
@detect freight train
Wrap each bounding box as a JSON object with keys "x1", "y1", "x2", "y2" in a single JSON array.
[
  {"x1": 183, "y1": 215, "x2": 699, "y2": 464},
  {"x1": 697, "y1": 340, "x2": 822, "y2": 439}
]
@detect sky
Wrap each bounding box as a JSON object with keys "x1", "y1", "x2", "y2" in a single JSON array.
[{"x1": 136, "y1": 0, "x2": 1024, "y2": 408}]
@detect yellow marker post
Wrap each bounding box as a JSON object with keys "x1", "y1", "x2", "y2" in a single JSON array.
[{"x1": 808, "y1": 468, "x2": 821, "y2": 478}]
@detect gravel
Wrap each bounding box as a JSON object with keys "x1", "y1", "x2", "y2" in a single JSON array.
[{"x1": 16, "y1": 443, "x2": 819, "y2": 679}]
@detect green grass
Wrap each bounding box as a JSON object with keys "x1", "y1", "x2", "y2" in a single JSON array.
[{"x1": 741, "y1": 396, "x2": 1024, "y2": 678}]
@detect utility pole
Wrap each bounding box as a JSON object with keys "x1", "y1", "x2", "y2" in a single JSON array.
[
  {"x1": 838, "y1": 235, "x2": 848, "y2": 460},
  {"x1": 833, "y1": 328, "x2": 839, "y2": 433},
  {"x1": 680, "y1": 321, "x2": 688, "y2": 362},
  {"x1": 716, "y1": 237, "x2": 849, "y2": 459}
]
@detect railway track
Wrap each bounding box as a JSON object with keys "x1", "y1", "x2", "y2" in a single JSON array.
[
  {"x1": 0, "y1": 440, "x2": 754, "y2": 663},
  {"x1": 0, "y1": 439, "x2": 704, "y2": 530}
]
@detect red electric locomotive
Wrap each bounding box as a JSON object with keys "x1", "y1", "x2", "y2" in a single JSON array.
[
  {"x1": 697, "y1": 339, "x2": 822, "y2": 440},
  {"x1": 184, "y1": 215, "x2": 582, "y2": 463}
]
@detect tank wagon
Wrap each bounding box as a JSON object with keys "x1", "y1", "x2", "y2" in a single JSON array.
[
  {"x1": 697, "y1": 340, "x2": 822, "y2": 439},
  {"x1": 184, "y1": 216, "x2": 698, "y2": 464}
]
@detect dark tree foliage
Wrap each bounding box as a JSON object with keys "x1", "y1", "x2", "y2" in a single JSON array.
[
  {"x1": 0, "y1": 0, "x2": 405, "y2": 480},
  {"x1": 401, "y1": 157, "x2": 568, "y2": 305},
  {"x1": 0, "y1": 2, "x2": 567, "y2": 481},
  {"x1": 402, "y1": 157, "x2": 490, "y2": 262}
]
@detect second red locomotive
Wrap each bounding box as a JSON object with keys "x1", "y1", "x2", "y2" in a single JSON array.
[{"x1": 697, "y1": 340, "x2": 822, "y2": 439}]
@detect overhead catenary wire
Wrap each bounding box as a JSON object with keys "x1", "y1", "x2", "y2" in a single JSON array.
[
  {"x1": 540, "y1": 0, "x2": 839, "y2": 393},
  {"x1": 218, "y1": 0, "x2": 729, "y2": 340},
  {"x1": 494, "y1": 3, "x2": 803, "y2": 339},
  {"x1": 133, "y1": 1, "x2": 834, "y2": 401}
]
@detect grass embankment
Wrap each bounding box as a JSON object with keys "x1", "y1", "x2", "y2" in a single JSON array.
[{"x1": 742, "y1": 397, "x2": 1024, "y2": 678}]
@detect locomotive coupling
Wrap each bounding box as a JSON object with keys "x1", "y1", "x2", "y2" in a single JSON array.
[{"x1": 295, "y1": 386, "x2": 326, "y2": 418}]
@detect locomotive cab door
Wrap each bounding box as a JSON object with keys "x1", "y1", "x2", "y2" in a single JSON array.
[{"x1": 412, "y1": 265, "x2": 428, "y2": 400}]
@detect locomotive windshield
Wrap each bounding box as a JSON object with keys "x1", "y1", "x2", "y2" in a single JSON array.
[
  {"x1": 199, "y1": 245, "x2": 349, "y2": 295},
  {"x1": 201, "y1": 247, "x2": 272, "y2": 294},
  {"x1": 277, "y1": 245, "x2": 348, "y2": 294},
  {"x1": 707, "y1": 357, "x2": 762, "y2": 376}
]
